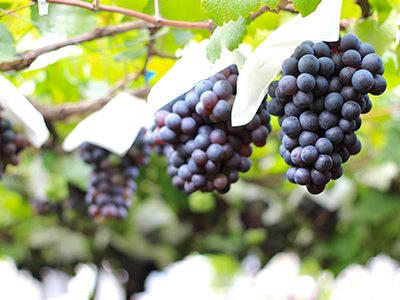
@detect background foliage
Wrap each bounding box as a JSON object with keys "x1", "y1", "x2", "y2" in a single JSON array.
[{"x1": 0, "y1": 0, "x2": 400, "y2": 299}]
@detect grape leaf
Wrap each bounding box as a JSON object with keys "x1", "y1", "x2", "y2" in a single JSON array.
[
  {"x1": 201, "y1": 0, "x2": 279, "y2": 26},
  {"x1": 206, "y1": 17, "x2": 251, "y2": 63},
  {"x1": 0, "y1": 24, "x2": 18, "y2": 64},
  {"x1": 292, "y1": 0, "x2": 322, "y2": 17},
  {"x1": 31, "y1": 4, "x2": 96, "y2": 36}
]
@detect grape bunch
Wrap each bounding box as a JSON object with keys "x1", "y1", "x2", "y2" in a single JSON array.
[
  {"x1": 0, "y1": 109, "x2": 28, "y2": 177},
  {"x1": 153, "y1": 65, "x2": 271, "y2": 194},
  {"x1": 267, "y1": 33, "x2": 386, "y2": 194},
  {"x1": 79, "y1": 129, "x2": 151, "y2": 219}
]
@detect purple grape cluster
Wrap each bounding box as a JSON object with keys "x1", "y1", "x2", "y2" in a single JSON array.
[
  {"x1": 0, "y1": 109, "x2": 28, "y2": 177},
  {"x1": 79, "y1": 129, "x2": 151, "y2": 219},
  {"x1": 267, "y1": 33, "x2": 386, "y2": 194},
  {"x1": 153, "y1": 65, "x2": 271, "y2": 194}
]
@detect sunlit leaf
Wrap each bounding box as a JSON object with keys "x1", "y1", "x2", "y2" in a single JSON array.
[
  {"x1": 206, "y1": 17, "x2": 251, "y2": 64},
  {"x1": 201, "y1": 0, "x2": 279, "y2": 26},
  {"x1": 292, "y1": 0, "x2": 322, "y2": 17},
  {"x1": 0, "y1": 24, "x2": 18, "y2": 64}
]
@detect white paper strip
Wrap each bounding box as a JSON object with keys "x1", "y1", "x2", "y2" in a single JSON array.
[
  {"x1": 0, "y1": 75, "x2": 49, "y2": 148},
  {"x1": 232, "y1": 0, "x2": 343, "y2": 126},
  {"x1": 147, "y1": 40, "x2": 247, "y2": 116},
  {"x1": 62, "y1": 93, "x2": 152, "y2": 155},
  {"x1": 38, "y1": 0, "x2": 49, "y2": 16}
]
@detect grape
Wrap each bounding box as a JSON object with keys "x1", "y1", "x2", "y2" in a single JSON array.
[
  {"x1": 238, "y1": 157, "x2": 252, "y2": 173},
  {"x1": 293, "y1": 44, "x2": 314, "y2": 60},
  {"x1": 340, "y1": 86, "x2": 360, "y2": 101},
  {"x1": 282, "y1": 116, "x2": 302, "y2": 137},
  {"x1": 268, "y1": 81, "x2": 279, "y2": 97},
  {"x1": 165, "y1": 113, "x2": 182, "y2": 131},
  {"x1": 194, "y1": 134, "x2": 211, "y2": 150},
  {"x1": 195, "y1": 101, "x2": 212, "y2": 116},
  {"x1": 297, "y1": 73, "x2": 316, "y2": 92},
  {"x1": 207, "y1": 144, "x2": 224, "y2": 163},
  {"x1": 312, "y1": 76, "x2": 329, "y2": 96},
  {"x1": 282, "y1": 57, "x2": 300, "y2": 76},
  {"x1": 327, "y1": 76, "x2": 343, "y2": 93},
  {"x1": 181, "y1": 117, "x2": 197, "y2": 134},
  {"x1": 301, "y1": 146, "x2": 318, "y2": 164},
  {"x1": 318, "y1": 110, "x2": 339, "y2": 130},
  {"x1": 311, "y1": 168, "x2": 332, "y2": 185},
  {"x1": 318, "y1": 57, "x2": 335, "y2": 77},
  {"x1": 369, "y1": 74, "x2": 387, "y2": 95},
  {"x1": 299, "y1": 111, "x2": 318, "y2": 131},
  {"x1": 79, "y1": 130, "x2": 150, "y2": 219},
  {"x1": 284, "y1": 102, "x2": 305, "y2": 117},
  {"x1": 357, "y1": 43, "x2": 375, "y2": 58},
  {"x1": 324, "y1": 92, "x2": 344, "y2": 113},
  {"x1": 195, "y1": 80, "x2": 213, "y2": 96},
  {"x1": 154, "y1": 110, "x2": 169, "y2": 127},
  {"x1": 267, "y1": 98, "x2": 285, "y2": 116},
  {"x1": 290, "y1": 146, "x2": 305, "y2": 166},
  {"x1": 351, "y1": 69, "x2": 374, "y2": 93},
  {"x1": 339, "y1": 67, "x2": 356, "y2": 86},
  {"x1": 209, "y1": 129, "x2": 226, "y2": 145},
  {"x1": 315, "y1": 138, "x2": 333, "y2": 154},
  {"x1": 275, "y1": 86, "x2": 293, "y2": 103},
  {"x1": 282, "y1": 134, "x2": 299, "y2": 151},
  {"x1": 298, "y1": 131, "x2": 318, "y2": 147},
  {"x1": 313, "y1": 42, "x2": 331, "y2": 58},
  {"x1": 293, "y1": 91, "x2": 313, "y2": 108},
  {"x1": 342, "y1": 131, "x2": 357, "y2": 148},
  {"x1": 191, "y1": 149, "x2": 208, "y2": 165},
  {"x1": 159, "y1": 126, "x2": 177, "y2": 144},
  {"x1": 294, "y1": 167, "x2": 312, "y2": 185},
  {"x1": 279, "y1": 75, "x2": 298, "y2": 95},
  {"x1": 213, "y1": 100, "x2": 231, "y2": 120},
  {"x1": 342, "y1": 49, "x2": 362, "y2": 68},
  {"x1": 185, "y1": 91, "x2": 200, "y2": 110},
  {"x1": 341, "y1": 101, "x2": 361, "y2": 120},
  {"x1": 213, "y1": 80, "x2": 233, "y2": 99},
  {"x1": 286, "y1": 167, "x2": 297, "y2": 183},
  {"x1": 330, "y1": 53, "x2": 344, "y2": 75},
  {"x1": 298, "y1": 54, "x2": 320, "y2": 74},
  {"x1": 173, "y1": 100, "x2": 191, "y2": 117},
  {"x1": 361, "y1": 53, "x2": 383, "y2": 74},
  {"x1": 340, "y1": 33, "x2": 361, "y2": 52},
  {"x1": 200, "y1": 91, "x2": 218, "y2": 109},
  {"x1": 178, "y1": 164, "x2": 192, "y2": 181},
  {"x1": 325, "y1": 126, "x2": 344, "y2": 144},
  {"x1": 192, "y1": 174, "x2": 207, "y2": 188},
  {"x1": 310, "y1": 96, "x2": 325, "y2": 113}
]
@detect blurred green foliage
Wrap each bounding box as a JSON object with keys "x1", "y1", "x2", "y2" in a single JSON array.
[{"x1": 0, "y1": 0, "x2": 399, "y2": 298}]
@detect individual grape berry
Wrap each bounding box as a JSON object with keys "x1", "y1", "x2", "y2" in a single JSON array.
[
  {"x1": 282, "y1": 57, "x2": 300, "y2": 76},
  {"x1": 341, "y1": 101, "x2": 361, "y2": 120},
  {"x1": 279, "y1": 75, "x2": 298, "y2": 95},
  {"x1": 317, "y1": 57, "x2": 335, "y2": 77},
  {"x1": 294, "y1": 167, "x2": 312, "y2": 185},
  {"x1": 213, "y1": 80, "x2": 233, "y2": 99},
  {"x1": 324, "y1": 92, "x2": 344, "y2": 114},
  {"x1": 195, "y1": 80, "x2": 213, "y2": 96},
  {"x1": 282, "y1": 116, "x2": 302, "y2": 137},
  {"x1": 293, "y1": 91, "x2": 313, "y2": 108},
  {"x1": 294, "y1": 44, "x2": 314, "y2": 60},
  {"x1": 342, "y1": 49, "x2": 362, "y2": 68},
  {"x1": 298, "y1": 54, "x2": 320, "y2": 75},
  {"x1": 340, "y1": 33, "x2": 361, "y2": 52},
  {"x1": 369, "y1": 74, "x2": 387, "y2": 95},
  {"x1": 297, "y1": 73, "x2": 316, "y2": 92},
  {"x1": 361, "y1": 53, "x2": 383, "y2": 74},
  {"x1": 339, "y1": 67, "x2": 357, "y2": 86},
  {"x1": 351, "y1": 69, "x2": 374, "y2": 93},
  {"x1": 313, "y1": 42, "x2": 331, "y2": 58}
]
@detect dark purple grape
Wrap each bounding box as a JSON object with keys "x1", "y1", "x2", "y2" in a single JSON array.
[
  {"x1": 315, "y1": 138, "x2": 333, "y2": 154},
  {"x1": 213, "y1": 80, "x2": 233, "y2": 99},
  {"x1": 341, "y1": 101, "x2": 361, "y2": 120},
  {"x1": 200, "y1": 91, "x2": 218, "y2": 109},
  {"x1": 293, "y1": 91, "x2": 313, "y2": 108},
  {"x1": 361, "y1": 53, "x2": 383, "y2": 74},
  {"x1": 293, "y1": 44, "x2": 314, "y2": 60},
  {"x1": 282, "y1": 116, "x2": 302, "y2": 137},
  {"x1": 318, "y1": 110, "x2": 339, "y2": 130},
  {"x1": 207, "y1": 144, "x2": 224, "y2": 162},
  {"x1": 294, "y1": 167, "x2": 312, "y2": 185},
  {"x1": 339, "y1": 67, "x2": 356, "y2": 86},
  {"x1": 340, "y1": 33, "x2": 361, "y2": 52},
  {"x1": 297, "y1": 73, "x2": 316, "y2": 92},
  {"x1": 172, "y1": 100, "x2": 191, "y2": 118},
  {"x1": 324, "y1": 92, "x2": 344, "y2": 114},
  {"x1": 281, "y1": 57, "x2": 300, "y2": 76},
  {"x1": 352, "y1": 69, "x2": 374, "y2": 93},
  {"x1": 195, "y1": 80, "x2": 213, "y2": 96},
  {"x1": 165, "y1": 113, "x2": 182, "y2": 131},
  {"x1": 318, "y1": 57, "x2": 335, "y2": 77},
  {"x1": 279, "y1": 75, "x2": 298, "y2": 95},
  {"x1": 213, "y1": 100, "x2": 231, "y2": 120},
  {"x1": 313, "y1": 42, "x2": 331, "y2": 58},
  {"x1": 342, "y1": 49, "x2": 361, "y2": 68},
  {"x1": 325, "y1": 126, "x2": 344, "y2": 145},
  {"x1": 369, "y1": 74, "x2": 387, "y2": 95},
  {"x1": 298, "y1": 54, "x2": 320, "y2": 75},
  {"x1": 301, "y1": 146, "x2": 318, "y2": 164}
]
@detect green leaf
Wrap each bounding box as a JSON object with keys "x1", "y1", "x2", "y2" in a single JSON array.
[
  {"x1": 347, "y1": 11, "x2": 397, "y2": 56},
  {"x1": 206, "y1": 16, "x2": 251, "y2": 63},
  {"x1": 114, "y1": 0, "x2": 150, "y2": 12},
  {"x1": 162, "y1": 0, "x2": 208, "y2": 22},
  {"x1": 0, "y1": 24, "x2": 18, "y2": 64},
  {"x1": 201, "y1": 0, "x2": 279, "y2": 26},
  {"x1": 292, "y1": 0, "x2": 322, "y2": 17},
  {"x1": 31, "y1": 4, "x2": 97, "y2": 36},
  {"x1": 369, "y1": 0, "x2": 392, "y2": 24}
]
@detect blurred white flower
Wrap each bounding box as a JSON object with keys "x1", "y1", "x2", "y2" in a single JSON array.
[{"x1": 332, "y1": 254, "x2": 400, "y2": 300}]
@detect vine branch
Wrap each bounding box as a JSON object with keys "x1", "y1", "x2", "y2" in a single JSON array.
[
  {"x1": 0, "y1": 20, "x2": 152, "y2": 72},
  {"x1": 32, "y1": 0, "x2": 214, "y2": 30}
]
